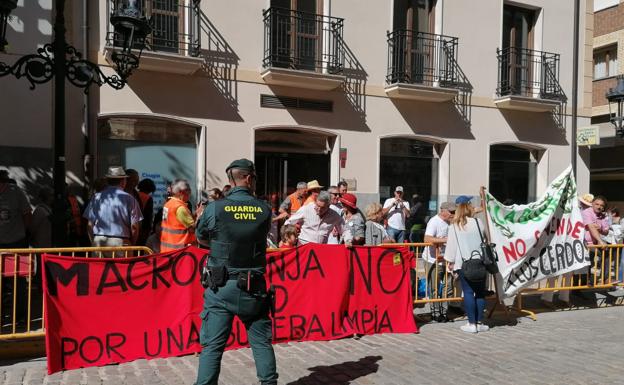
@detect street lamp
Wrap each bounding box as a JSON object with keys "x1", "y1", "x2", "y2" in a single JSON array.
[
  {"x1": 0, "y1": 0, "x2": 151, "y2": 245},
  {"x1": 606, "y1": 75, "x2": 624, "y2": 138},
  {"x1": 0, "y1": 0, "x2": 17, "y2": 52}
]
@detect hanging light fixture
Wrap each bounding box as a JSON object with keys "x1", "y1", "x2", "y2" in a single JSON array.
[
  {"x1": 0, "y1": 0, "x2": 17, "y2": 52},
  {"x1": 110, "y1": 0, "x2": 151, "y2": 80},
  {"x1": 606, "y1": 75, "x2": 624, "y2": 138}
]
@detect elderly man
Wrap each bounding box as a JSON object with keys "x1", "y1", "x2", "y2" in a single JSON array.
[
  {"x1": 275, "y1": 182, "x2": 307, "y2": 221},
  {"x1": 423, "y1": 202, "x2": 455, "y2": 265},
  {"x1": 161, "y1": 179, "x2": 198, "y2": 252},
  {"x1": 285, "y1": 191, "x2": 352, "y2": 246},
  {"x1": 84, "y1": 166, "x2": 143, "y2": 249},
  {"x1": 423, "y1": 201, "x2": 457, "y2": 321}
]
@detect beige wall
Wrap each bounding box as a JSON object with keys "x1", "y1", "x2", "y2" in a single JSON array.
[
  {"x1": 0, "y1": 0, "x2": 87, "y2": 201},
  {"x1": 1, "y1": 0, "x2": 593, "y2": 205}
]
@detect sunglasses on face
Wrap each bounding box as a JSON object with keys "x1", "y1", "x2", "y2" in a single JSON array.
[{"x1": 330, "y1": 193, "x2": 342, "y2": 197}]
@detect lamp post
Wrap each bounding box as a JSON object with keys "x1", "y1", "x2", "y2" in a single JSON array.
[
  {"x1": 606, "y1": 75, "x2": 624, "y2": 138},
  {"x1": 0, "y1": 0, "x2": 151, "y2": 245}
]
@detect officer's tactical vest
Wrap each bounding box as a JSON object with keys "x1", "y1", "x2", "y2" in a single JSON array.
[{"x1": 210, "y1": 197, "x2": 271, "y2": 268}]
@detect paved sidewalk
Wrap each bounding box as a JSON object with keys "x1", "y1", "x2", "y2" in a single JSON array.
[{"x1": 1, "y1": 306, "x2": 623, "y2": 385}]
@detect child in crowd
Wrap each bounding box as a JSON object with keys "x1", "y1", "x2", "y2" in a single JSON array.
[{"x1": 279, "y1": 224, "x2": 298, "y2": 248}]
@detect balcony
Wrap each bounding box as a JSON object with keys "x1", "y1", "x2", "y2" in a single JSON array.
[
  {"x1": 105, "y1": 0, "x2": 204, "y2": 75},
  {"x1": 495, "y1": 47, "x2": 567, "y2": 122},
  {"x1": 385, "y1": 30, "x2": 472, "y2": 122},
  {"x1": 261, "y1": 7, "x2": 346, "y2": 91}
]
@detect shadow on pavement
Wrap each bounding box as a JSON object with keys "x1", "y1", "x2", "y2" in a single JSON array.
[{"x1": 286, "y1": 355, "x2": 382, "y2": 385}]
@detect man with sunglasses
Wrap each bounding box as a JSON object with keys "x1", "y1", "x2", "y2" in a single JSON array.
[{"x1": 423, "y1": 201, "x2": 457, "y2": 322}]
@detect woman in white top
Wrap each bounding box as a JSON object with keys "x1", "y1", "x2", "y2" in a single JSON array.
[{"x1": 444, "y1": 196, "x2": 489, "y2": 333}]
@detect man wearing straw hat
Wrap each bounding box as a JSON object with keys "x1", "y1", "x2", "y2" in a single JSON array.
[
  {"x1": 303, "y1": 180, "x2": 323, "y2": 205},
  {"x1": 83, "y1": 166, "x2": 143, "y2": 249}
]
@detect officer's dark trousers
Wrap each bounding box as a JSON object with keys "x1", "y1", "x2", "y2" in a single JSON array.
[{"x1": 196, "y1": 280, "x2": 278, "y2": 385}]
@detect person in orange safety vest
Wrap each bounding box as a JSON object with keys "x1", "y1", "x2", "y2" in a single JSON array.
[
  {"x1": 160, "y1": 179, "x2": 198, "y2": 252},
  {"x1": 274, "y1": 181, "x2": 307, "y2": 222}
]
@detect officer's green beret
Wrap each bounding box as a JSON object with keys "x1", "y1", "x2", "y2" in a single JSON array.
[{"x1": 225, "y1": 158, "x2": 255, "y2": 173}]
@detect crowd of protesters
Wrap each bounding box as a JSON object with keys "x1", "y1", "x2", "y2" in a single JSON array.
[{"x1": 2, "y1": 165, "x2": 624, "y2": 333}]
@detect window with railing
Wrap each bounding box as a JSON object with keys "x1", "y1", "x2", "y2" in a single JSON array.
[
  {"x1": 262, "y1": 7, "x2": 345, "y2": 74},
  {"x1": 107, "y1": 0, "x2": 200, "y2": 56},
  {"x1": 496, "y1": 47, "x2": 565, "y2": 101},
  {"x1": 386, "y1": 30, "x2": 458, "y2": 86}
]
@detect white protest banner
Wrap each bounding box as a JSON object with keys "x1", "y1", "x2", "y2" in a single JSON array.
[{"x1": 485, "y1": 166, "x2": 590, "y2": 297}]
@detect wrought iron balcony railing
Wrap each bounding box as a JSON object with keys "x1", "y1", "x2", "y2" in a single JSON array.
[
  {"x1": 386, "y1": 30, "x2": 459, "y2": 87},
  {"x1": 263, "y1": 7, "x2": 345, "y2": 74},
  {"x1": 496, "y1": 47, "x2": 566, "y2": 101},
  {"x1": 106, "y1": 0, "x2": 201, "y2": 57},
  {"x1": 497, "y1": 47, "x2": 567, "y2": 127},
  {"x1": 386, "y1": 30, "x2": 472, "y2": 124}
]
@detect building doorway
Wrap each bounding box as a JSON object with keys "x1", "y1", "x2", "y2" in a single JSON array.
[
  {"x1": 379, "y1": 137, "x2": 438, "y2": 215},
  {"x1": 489, "y1": 144, "x2": 537, "y2": 205},
  {"x1": 254, "y1": 128, "x2": 334, "y2": 200}
]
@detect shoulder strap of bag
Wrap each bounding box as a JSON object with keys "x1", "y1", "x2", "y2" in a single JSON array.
[{"x1": 475, "y1": 217, "x2": 486, "y2": 244}]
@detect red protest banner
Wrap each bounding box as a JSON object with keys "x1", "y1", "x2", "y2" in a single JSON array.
[{"x1": 43, "y1": 244, "x2": 416, "y2": 374}]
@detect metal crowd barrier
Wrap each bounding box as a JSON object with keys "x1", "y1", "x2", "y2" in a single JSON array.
[
  {"x1": 514, "y1": 244, "x2": 624, "y2": 320},
  {"x1": 0, "y1": 246, "x2": 153, "y2": 341},
  {"x1": 379, "y1": 243, "x2": 464, "y2": 307}
]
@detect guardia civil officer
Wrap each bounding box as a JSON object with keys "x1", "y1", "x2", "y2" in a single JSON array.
[{"x1": 195, "y1": 159, "x2": 278, "y2": 385}]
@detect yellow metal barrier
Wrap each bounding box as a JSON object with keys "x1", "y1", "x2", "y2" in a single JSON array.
[
  {"x1": 514, "y1": 244, "x2": 624, "y2": 320},
  {"x1": 0, "y1": 246, "x2": 153, "y2": 341},
  {"x1": 380, "y1": 243, "x2": 464, "y2": 308}
]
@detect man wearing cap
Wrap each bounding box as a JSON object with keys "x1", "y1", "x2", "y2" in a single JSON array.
[
  {"x1": 285, "y1": 191, "x2": 353, "y2": 245},
  {"x1": 83, "y1": 166, "x2": 143, "y2": 250},
  {"x1": 341, "y1": 193, "x2": 365, "y2": 245},
  {"x1": 423, "y1": 201, "x2": 456, "y2": 321},
  {"x1": 275, "y1": 181, "x2": 307, "y2": 221},
  {"x1": 195, "y1": 159, "x2": 277, "y2": 385},
  {"x1": 382, "y1": 186, "x2": 411, "y2": 243},
  {"x1": 303, "y1": 180, "x2": 323, "y2": 205}
]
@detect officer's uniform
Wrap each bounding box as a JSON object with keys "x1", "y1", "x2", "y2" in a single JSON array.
[{"x1": 195, "y1": 159, "x2": 278, "y2": 385}]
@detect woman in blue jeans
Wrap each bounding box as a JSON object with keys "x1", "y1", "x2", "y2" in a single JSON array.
[{"x1": 444, "y1": 196, "x2": 489, "y2": 333}]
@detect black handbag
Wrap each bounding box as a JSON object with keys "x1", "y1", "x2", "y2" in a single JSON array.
[
  {"x1": 453, "y1": 222, "x2": 487, "y2": 282},
  {"x1": 462, "y1": 251, "x2": 488, "y2": 282},
  {"x1": 475, "y1": 218, "x2": 499, "y2": 274}
]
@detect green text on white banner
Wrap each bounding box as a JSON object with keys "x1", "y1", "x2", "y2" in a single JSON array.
[{"x1": 485, "y1": 166, "x2": 590, "y2": 297}]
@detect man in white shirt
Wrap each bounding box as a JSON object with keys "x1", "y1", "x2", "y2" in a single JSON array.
[
  {"x1": 423, "y1": 201, "x2": 455, "y2": 265},
  {"x1": 285, "y1": 191, "x2": 352, "y2": 246},
  {"x1": 382, "y1": 186, "x2": 410, "y2": 243},
  {"x1": 425, "y1": 201, "x2": 459, "y2": 321}
]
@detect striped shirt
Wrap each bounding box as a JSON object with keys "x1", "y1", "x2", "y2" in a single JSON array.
[{"x1": 285, "y1": 203, "x2": 353, "y2": 244}]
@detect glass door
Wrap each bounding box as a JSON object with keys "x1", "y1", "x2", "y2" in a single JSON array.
[{"x1": 502, "y1": 5, "x2": 534, "y2": 95}]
